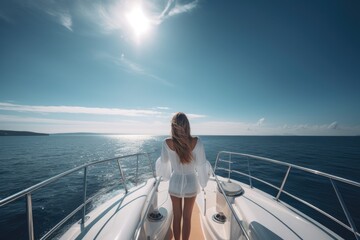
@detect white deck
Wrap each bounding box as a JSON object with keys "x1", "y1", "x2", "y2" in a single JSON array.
[
  {"x1": 197, "y1": 176, "x2": 343, "y2": 240},
  {"x1": 59, "y1": 176, "x2": 343, "y2": 240},
  {"x1": 59, "y1": 179, "x2": 172, "y2": 240}
]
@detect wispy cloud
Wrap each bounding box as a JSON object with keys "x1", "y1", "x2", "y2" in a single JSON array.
[
  {"x1": 45, "y1": 9, "x2": 73, "y2": 31},
  {"x1": 278, "y1": 121, "x2": 355, "y2": 135},
  {"x1": 159, "y1": 0, "x2": 199, "y2": 22},
  {"x1": 79, "y1": 1, "x2": 125, "y2": 33},
  {"x1": 85, "y1": 0, "x2": 200, "y2": 31},
  {"x1": 256, "y1": 117, "x2": 265, "y2": 126},
  {"x1": 13, "y1": 0, "x2": 74, "y2": 31},
  {"x1": 120, "y1": 55, "x2": 173, "y2": 86},
  {"x1": 0, "y1": 114, "x2": 94, "y2": 125},
  {"x1": 0, "y1": 114, "x2": 170, "y2": 134},
  {"x1": 1, "y1": 109, "x2": 359, "y2": 135},
  {"x1": 0, "y1": 102, "x2": 161, "y2": 117},
  {"x1": 95, "y1": 52, "x2": 173, "y2": 86},
  {"x1": 0, "y1": 105, "x2": 210, "y2": 134},
  {"x1": 187, "y1": 113, "x2": 207, "y2": 119},
  {"x1": 6, "y1": 0, "x2": 199, "y2": 37},
  {"x1": 328, "y1": 121, "x2": 338, "y2": 129},
  {"x1": 59, "y1": 12, "x2": 73, "y2": 31},
  {"x1": 290, "y1": 122, "x2": 340, "y2": 131},
  {"x1": 191, "y1": 119, "x2": 359, "y2": 136},
  {"x1": 155, "y1": 107, "x2": 170, "y2": 110}
]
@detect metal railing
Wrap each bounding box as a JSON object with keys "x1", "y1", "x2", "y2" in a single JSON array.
[
  {"x1": 0, "y1": 152, "x2": 155, "y2": 240},
  {"x1": 214, "y1": 151, "x2": 360, "y2": 240}
]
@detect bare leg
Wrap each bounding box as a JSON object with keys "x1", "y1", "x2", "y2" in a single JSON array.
[
  {"x1": 171, "y1": 195, "x2": 183, "y2": 240},
  {"x1": 182, "y1": 196, "x2": 196, "y2": 240}
]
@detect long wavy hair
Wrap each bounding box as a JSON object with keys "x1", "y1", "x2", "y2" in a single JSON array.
[{"x1": 171, "y1": 112, "x2": 193, "y2": 164}]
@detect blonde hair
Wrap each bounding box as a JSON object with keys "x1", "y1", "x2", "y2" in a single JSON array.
[{"x1": 171, "y1": 112, "x2": 192, "y2": 164}]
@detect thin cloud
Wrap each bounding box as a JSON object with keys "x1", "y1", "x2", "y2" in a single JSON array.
[
  {"x1": 119, "y1": 55, "x2": 171, "y2": 85},
  {"x1": 1, "y1": 112, "x2": 358, "y2": 135},
  {"x1": 277, "y1": 122, "x2": 358, "y2": 136},
  {"x1": 328, "y1": 121, "x2": 338, "y2": 129},
  {"x1": 119, "y1": 55, "x2": 145, "y2": 73},
  {"x1": 45, "y1": 10, "x2": 73, "y2": 31},
  {"x1": 193, "y1": 120, "x2": 357, "y2": 136},
  {"x1": 256, "y1": 117, "x2": 265, "y2": 126},
  {"x1": 168, "y1": 0, "x2": 199, "y2": 16},
  {"x1": 159, "y1": 0, "x2": 199, "y2": 21},
  {"x1": 0, "y1": 102, "x2": 161, "y2": 117},
  {"x1": 187, "y1": 113, "x2": 207, "y2": 119},
  {"x1": 81, "y1": 1, "x2": 125, "y2": 33},
  {"x1": 169, "y1": 112, "x2": 207, "y2": 119},
  {"x1": 14, "y1": 0, "x2": 74, "y2": 31},
  {"x1": 96, "y1": 52, "x2": 173, "y2": 86},
  {"x1": 291, "y1": 123, "x2": 339, "y2": 131},
  {"x1": 159, "y1": 0, "x2": 176, "y2": 19},
  {"x1": 156, "y1": 107, "x2": 170, "y2": 110},
  {"x1": 0, "y1": 114, "x2": 170, "y2": 134},
  {"x1": 59, "y1": 12, "x2": 73, "y2": 31},
  {"x1": 7, "y1": 0, "x2": 199, "y2": 36},
  {"x1": 87, "y1": 0, "x2": 200, "y2": 30},
  {"x1": 0, "y1": 114, "x2": 96, "y2": 125}
]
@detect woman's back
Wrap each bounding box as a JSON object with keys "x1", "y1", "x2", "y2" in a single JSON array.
[{"x1": 164, "y1": 137, "x2": 202, "y2": 174}]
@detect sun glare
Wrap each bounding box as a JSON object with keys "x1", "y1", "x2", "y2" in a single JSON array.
[{"x1": 126, "y1": 5, "x2": 150, "y2": 39}]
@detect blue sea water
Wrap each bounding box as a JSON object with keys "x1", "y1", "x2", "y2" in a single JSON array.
[{"x1": 0, "y1": 135, "x2": 359, "y2": 239}]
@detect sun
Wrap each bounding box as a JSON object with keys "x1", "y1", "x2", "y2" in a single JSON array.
[{"x1": 126, "y1": 5, "x2": 150, "y2": 39}]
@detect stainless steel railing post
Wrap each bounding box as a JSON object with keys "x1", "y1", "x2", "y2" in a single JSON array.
[
  {"x1": 82, "y1": 166, "x2": 88, "y2": 225},
  {"x1": 275, "y1": 166, "x2": 291, "y2": 201},
  {"x1": 247, "y1": 156, "x2": 253, "y2": 188},
  {"x1": 228, "y1": 153, "x2": 231, "y2": 182},
  {"x1": 146, "y1": 152, "x2": 155, "y2": 179},
  {"x1": 136, "y1": 155, "x2": 139, "y2": 186},
  {"x1": 331, "y1": 179, "x2": 359, "y2": 240},
  {"x1": 214, "y1": 152, "x2": 221, "y2": 171},
  {"x1": 117, "y1": 158, "x2": 128, "y2": 193},
  {"x1": 26, "y1": 193, "x2": 35, "y2": 240}
]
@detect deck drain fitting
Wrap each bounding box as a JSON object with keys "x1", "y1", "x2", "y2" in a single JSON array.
[
  {"x1": 212, "y1": 212, "x2": 226, "y2": 224},
  {"x1": 148, "y1": 210, "x2": 164, "y2": 222}
]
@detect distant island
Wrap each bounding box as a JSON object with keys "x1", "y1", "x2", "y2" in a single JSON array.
[{"x1": 0, "y1": 130, "x2": 49, "y2": 136}]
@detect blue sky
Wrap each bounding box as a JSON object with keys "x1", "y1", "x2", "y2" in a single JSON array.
[{"x1": 0, "y1": 0, "x2": 359, "y2": 135}]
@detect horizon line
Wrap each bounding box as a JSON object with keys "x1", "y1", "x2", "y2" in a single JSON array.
[{"x1": 1, "y1": 129, "x2": 359, "y2": 137}]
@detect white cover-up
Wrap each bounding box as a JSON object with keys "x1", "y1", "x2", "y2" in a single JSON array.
[{"x1": 156, "y1": 137, "x2": 211, "y2": 198}]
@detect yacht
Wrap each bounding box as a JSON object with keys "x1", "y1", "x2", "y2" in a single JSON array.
[{"x1": 0, "y1": 151, "x2": 359, "y2": 239}]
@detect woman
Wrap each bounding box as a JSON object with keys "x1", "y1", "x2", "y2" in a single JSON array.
[{"x1": 156, "y1": 112, "x2": 211, "y2": 240}]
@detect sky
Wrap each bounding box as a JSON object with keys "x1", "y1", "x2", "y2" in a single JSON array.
[{"x1": 0, "y1": 0, "x2": 359, "y2": 135}]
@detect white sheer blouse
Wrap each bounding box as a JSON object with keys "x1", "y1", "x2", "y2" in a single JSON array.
[{"x1": 156, "y1": 137, "x2": 211, "y2": 198}]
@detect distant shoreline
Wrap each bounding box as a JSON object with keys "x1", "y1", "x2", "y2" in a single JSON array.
[
  {"x1": 0, "y1": 130, "x2": 358, "y2": 137},
  {"x1": 0, "y1": 130, "x2": 49, "y2": 136}
]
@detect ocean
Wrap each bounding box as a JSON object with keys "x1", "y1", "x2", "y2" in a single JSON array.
[{"x1": 0, "y1": 135, "x2": 359, "y2": 239}]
